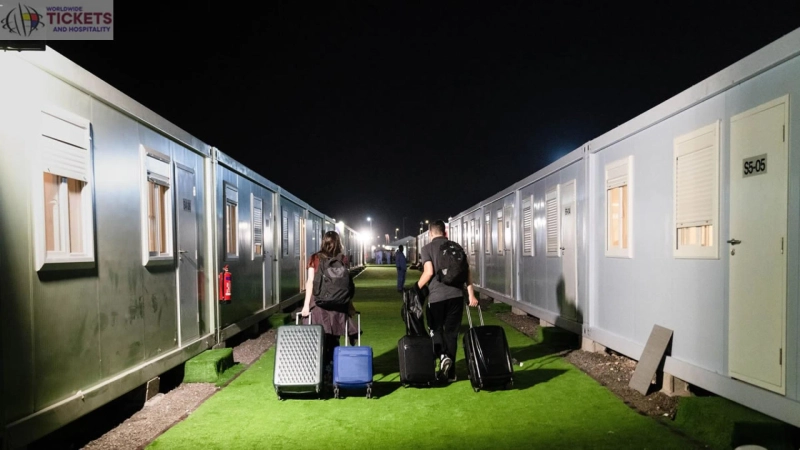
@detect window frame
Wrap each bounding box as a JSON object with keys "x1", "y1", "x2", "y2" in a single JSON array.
[
  {"x1": 34, "y1": 107, "x2": 96, "y2": 272},
  {"x1": 605, "y1": 156, "x2": 634, "y2": 258},
  {"x1": 140, "y1": 146, "x2": 174, "y2": 266},
  {"x1": 673, "y1": 122, "x2": 719, "y2": 259},
  {"x1": 224, "y1": 183, "x2": 239, "y2": 260}
]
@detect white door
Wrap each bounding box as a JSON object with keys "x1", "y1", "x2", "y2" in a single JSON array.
[
  {"x1": 560, "y1": 180, "x2": 578, "y2": 320},
  {"x1": 728, "y1": 95, "x2": 788, "y2": 394}
]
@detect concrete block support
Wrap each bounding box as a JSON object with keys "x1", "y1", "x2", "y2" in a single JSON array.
[
  {"x1": 145, "y1": 377, "x2": 160, "y2": 402},
  {"x1": 661, "y1": 373, "x2": 692, "y2": 397}
]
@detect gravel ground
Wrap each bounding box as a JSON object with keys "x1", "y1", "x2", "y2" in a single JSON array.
[
  {"x1": 76, "y1": 327, "x2": 278, "y2": 450},
  {"x1": 44, "y1": 306, "x2": 676, "y2": 449},
  {"x1": 495, "y1": 310, "x2": 680, "y2": 419}
]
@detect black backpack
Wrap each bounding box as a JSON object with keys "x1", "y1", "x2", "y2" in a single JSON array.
[
  {"x1": 313, "y1": 254, "x2": 354, "y2": 308},
  {"x1": 435, "y1": 240, "x2": 469, "y2": 287}
]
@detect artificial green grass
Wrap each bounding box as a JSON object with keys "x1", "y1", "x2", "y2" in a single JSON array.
[
  {"x1": 267, "y1": 313, "x2": 291, "y2": 330},
  {"x1": 183, "y1": 348, "x2": 234, "y2": 383},
  {"x1": 150, "y1": 267, "x2": 699, "y2": 449},
  {"x1": 215, "y1": 363, "x2": 246, "y2": 387},
  {"x1": 670, "y1": 396, "x2": 800, "y2": 450}
]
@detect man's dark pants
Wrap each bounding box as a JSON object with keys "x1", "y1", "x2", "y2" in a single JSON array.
[
  {"x1": 397, "y1": 268, "x2": 406, "y2": 291},
  {"x1": 427, "y1": 296, "x2": 464, "y2": 377}
]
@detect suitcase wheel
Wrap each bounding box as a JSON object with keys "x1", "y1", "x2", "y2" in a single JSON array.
[{"x1": 473, "y1": 386, "x2": 480, "y2": 393}]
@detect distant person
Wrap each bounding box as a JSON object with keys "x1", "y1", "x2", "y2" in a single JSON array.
[
  {"x1": 375, "y1": 249, "x2": 382, "y2": 265},
  {"x1": 395, "y1": 245, "x2": 407, "y2": 292},
  {"x1": 416, "y1": 220, "x2": 478, "y2": 382},
  {"x1": 301, "y1": 231, "x2": 358, "y2": 377}
]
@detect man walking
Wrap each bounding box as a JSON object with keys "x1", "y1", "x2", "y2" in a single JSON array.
[
  {"x1": 395, "y1": 245, "x2": 407, "y2": 292},
  {"x1": 416, "y1": 220, "x2": 479, "y2": 382}
]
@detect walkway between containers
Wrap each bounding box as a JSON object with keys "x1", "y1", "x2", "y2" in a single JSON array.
[{"x1": 147, "y1": 266, "x2": 699, "y2": 449}]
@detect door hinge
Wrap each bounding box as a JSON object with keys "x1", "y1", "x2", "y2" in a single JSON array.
[
  {"x1": 783, "y1": 125, "x2": 786, "y2": 142},
  {"x1": 781, "y1": 237, "x2": 784, "y2": 254},
  {"x1": 779, "y1": 348, "x2": 782, "y2": 365}
]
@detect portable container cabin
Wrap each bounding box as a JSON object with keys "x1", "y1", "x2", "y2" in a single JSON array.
[{"x1": 441, "y1": 27, "x2": 800, "y2": 426}]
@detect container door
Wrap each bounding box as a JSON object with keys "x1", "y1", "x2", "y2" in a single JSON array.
[
  {"x1": 263, "y1": 195, "x2": 275, "y2": 307},
  {"x1": 728, "y1": 96, "x2": 788, "y2": 394},
  {"x1": 176, "y1": 164, "x2": 199, "y2": 343},
  {"x1": 299, "y1": 217, "x2": 307, "y2": 291},
  {"x1": 560, "y1": 180, "x2": 578, "y2": 321},
  {"x1": 504, "y1": 204, "x2": 514, "y2": 296}
]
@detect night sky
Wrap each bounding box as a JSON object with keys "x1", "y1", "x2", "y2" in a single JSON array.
[{"x1": 48, "y1": 2, "x2": 800, "y2": 241}]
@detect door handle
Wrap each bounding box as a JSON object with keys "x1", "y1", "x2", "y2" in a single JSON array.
[
  {"x1": 179, "y1": 250, "x2": 188, "y2": 253},
  {"x1": 726, "y1": 239, "x2": 741, "y2": 245},
  {"x1": 560, "y1": 247, "x2": 565, "y2": 251}
]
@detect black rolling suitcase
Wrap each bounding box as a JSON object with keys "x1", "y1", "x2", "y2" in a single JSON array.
[
  {"x1": 398, "y1": 287, "x2": 436, "y2": 386},
  {"x1": 273, "y1": 312, "x2": 325, "y2": 399},
  {"x1": 463, "y1": 302, "x2": 514, "y2": 392}
]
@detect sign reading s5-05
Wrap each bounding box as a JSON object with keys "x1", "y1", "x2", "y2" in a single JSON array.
[{"x1": 743, "y1": 154, "x2": 767, "y2": 178}]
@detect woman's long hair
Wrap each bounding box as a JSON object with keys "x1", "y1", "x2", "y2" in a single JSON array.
[{"x1": 319, "y1": 231, "x2": 343, "y2": 257}]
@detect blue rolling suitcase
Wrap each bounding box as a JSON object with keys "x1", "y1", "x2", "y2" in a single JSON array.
[
  {"x1": 333, "y1": 312, "x2": 374, "y2": 398},
  {"x1": 273, "y1": 313, "x2": 325, "y2": 400}
]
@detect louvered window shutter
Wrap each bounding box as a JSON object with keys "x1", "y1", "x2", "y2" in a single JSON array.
[
  {"x1": 522, "y1": 196, "x2": 533, "y2": 256},
  {"x1": 294, "y1": 213, "x2": 300, "y2": 257},
  {"x1": 146, "y1": 152, "x2": 170, "y2": 187},
  {"x1": 253, "y1": 198, "x2": 263, "y2": 255},
  {"x1": 41, "y1": 110, "x2": 90, "y2": 182},
  {"x1": 546, "y1": 186, "x2": 560, "y2": 256},
  {"x1": 282, "y1": 208, "x2": 289, "y2": 256},
  {"x1": 675, "y1": 131, "x2": 716, "y2": 228}
]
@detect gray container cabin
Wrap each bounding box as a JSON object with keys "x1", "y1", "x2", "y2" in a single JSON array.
[
  {"x1": 0, "y1": 47, "x2": 363, "y2": 448},
  {"x1": 439, "y1": 27, "x2": 800, "y2": 426}
]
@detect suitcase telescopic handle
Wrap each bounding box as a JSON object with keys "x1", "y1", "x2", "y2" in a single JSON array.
[
  {"x1": 345, "y1": 312, "x2": 361, "y2": 346},
  {"x1": 464, "y1": 300, "x2": 484, "y2": 328},
  {"x1": 296, "y1": 312, "x2": 312, "y2": 325}
]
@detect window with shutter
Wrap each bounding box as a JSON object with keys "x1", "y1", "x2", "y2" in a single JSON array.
[
  {"x1": 522, "y1": 196, "x2": 533, "y2": 256},
  {"x1": 674, "y1": 122, "x2": 719, "y2": 258},
  {"x1": 496, "y1": 209, "x2": 504, "y2": 254},
  {"x1": 546, "y1": 186, "x2": 560, "y2": 257},
  {"x1": 485, "y1": 212, "x2": 491, "y2": 254},
  {"x1": 35, "y1": 107, "x2": 95, "y2": 271},
  {"x1": 225, "y1": 184, "x2": 238, "y2": 259},
  {"x1": 253, "y1": 196, "x2": 263, "y2": 258},
  {"x1": 294, "y1": 212, "x2": 300, "y2": 257},
  {"x1": 469, "y1": 219, "x2": 476, "y2": 255},
  {"x1": 141, "y1": 147, "x2": 173, "y2": 264},
  {"x1": 605, "y1": 156, "x2": 633, "y2": 258},
  {"x1": 282, "y1": 208, "x2": 289, "y2": 256}
]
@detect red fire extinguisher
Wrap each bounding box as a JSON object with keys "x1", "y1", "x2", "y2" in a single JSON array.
[{"x1": 219, "y1": 265, "x2": 231, "y2": 303}]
